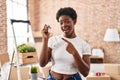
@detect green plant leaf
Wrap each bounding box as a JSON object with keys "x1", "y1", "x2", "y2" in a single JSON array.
[
  {"x1": 31, "y1": 66, "x2": 37, "y2": 73},
  {"x1": 17, "y1": 43, "x2": 36, "y2": 53}
]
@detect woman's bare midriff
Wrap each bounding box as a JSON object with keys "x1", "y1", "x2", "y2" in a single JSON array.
[{"x1": 50, "y1": 70, "x2": 74, "y2": 80}]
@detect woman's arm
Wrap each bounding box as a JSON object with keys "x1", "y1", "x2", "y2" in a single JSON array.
[
  {"x1": 39, "y1": 38, "x2": 52, "y2": 67},
  {"x1": 73, "y1": 53, "x2": 91, "y2": 77},
  {"x1": 39, "y1": 24, "x2": 52, "y2": 67},
  {"x1": 62, "y1": 38, "x2": 91, "y2": 77}
]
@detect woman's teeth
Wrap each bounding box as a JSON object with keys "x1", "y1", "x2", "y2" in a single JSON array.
[
  {"x1": 63, "y1": 27, "x2": 70, "y2": 33},
  {"x1": 63, "y1": 27, "x2": 69, "y2": 30}
]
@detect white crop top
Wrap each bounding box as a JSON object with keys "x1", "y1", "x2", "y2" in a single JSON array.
[{"x1": 48, "y1": 35, "x2": 91, "y2": 74}]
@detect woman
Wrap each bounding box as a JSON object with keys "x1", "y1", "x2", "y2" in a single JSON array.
[{"x1": 39, "y1": 7, "x2": 91, "y2": 80}]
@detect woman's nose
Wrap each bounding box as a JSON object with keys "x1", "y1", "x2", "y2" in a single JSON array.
[{"x1": 62, "y1": 22, "x2": 67, "y2": 27}]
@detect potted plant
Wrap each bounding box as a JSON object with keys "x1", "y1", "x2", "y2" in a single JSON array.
[
  {"x1": 17, "y1": 43, "x2": 38, "y2": 64},
  {"x1": 17, "y1": 43, "x2": 36, "y2": 53},
  {"x1": 30, "y1": 66, "x2": 38, "y2": 80}
]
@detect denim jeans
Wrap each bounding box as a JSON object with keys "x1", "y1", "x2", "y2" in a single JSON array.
[{"x1": 46, "y1": 71, "x2": 82, "y2": 80}]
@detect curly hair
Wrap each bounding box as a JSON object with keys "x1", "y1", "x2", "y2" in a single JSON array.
[{"x1": 56, "y1": 7, "x2": 77, "y2": 22}]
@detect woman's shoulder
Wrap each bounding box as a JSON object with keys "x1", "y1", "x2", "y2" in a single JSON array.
[
  {"x1": 48, "y1": 34, "x2": 63, "y2": 42},
  {"x1": 76, "y1": 36, "x2": 87, "y2": 43},
  {"x1": 75, "y1": 36, "x2": 90, "y2": 47}
]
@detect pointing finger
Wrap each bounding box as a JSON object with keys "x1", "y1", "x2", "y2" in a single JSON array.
[{"x1": 62, "y1": 38, "x2": 70, "y2": 43}]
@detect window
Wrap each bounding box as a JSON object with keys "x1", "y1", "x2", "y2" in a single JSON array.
[{"x1": 6, "y1": 0, "x2": 28, "y2": 58}]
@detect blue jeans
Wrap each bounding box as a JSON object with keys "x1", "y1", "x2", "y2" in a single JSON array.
[{"x1": 46, "y1": 71, "x2": 82, "y2": 80}]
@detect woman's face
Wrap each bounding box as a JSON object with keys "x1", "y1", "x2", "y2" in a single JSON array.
[{"x1": 59, "y1": 15, "x2": 76, "y2": 38}]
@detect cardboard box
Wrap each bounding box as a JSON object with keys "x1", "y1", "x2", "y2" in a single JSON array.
[
  {"x1": 106, "y1": 73, "x2": 120, "y2": 80},
  {"x1": 86, "y1": 75, "x2": 111, "y2": 80},
  {"x1": 104, "y1": 64, "x2": 120, "y2": 75},
  {"x1": 0, "y1": 53, "x2": 9, "y2": 67},
  {"x1": 9, "y1": 66, "x2": 42, "y2": 80}
]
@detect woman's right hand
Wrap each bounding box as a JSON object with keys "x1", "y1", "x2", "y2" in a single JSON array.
[{"x1": 42, "y1": 24, "x2": 51, "y2": 39}]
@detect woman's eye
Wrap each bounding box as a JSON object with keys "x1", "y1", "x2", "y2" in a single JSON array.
[
  {"x1": 59, "y1": 20, "x2": 70, "y2": 25},
  {"x1": 60, "y1": 22, "x2": 63, "y2": 25},
  {"x1": 66, "y1": 21, "x2": 70, "y2": 24}
]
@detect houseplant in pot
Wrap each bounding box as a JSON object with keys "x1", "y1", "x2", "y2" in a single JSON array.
[
  {"x1": 30, "y1": 66, "x2": 38, "y2": 80},
  {"x1": 17, "y1": 43, "x2": 36, "y2": 53},
  {"x1": 17, "y1": 43, "x2": 38, "y2": 64}
]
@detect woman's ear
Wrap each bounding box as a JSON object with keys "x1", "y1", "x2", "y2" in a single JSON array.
[{"x1": 73, "y1": 19, "x2": 77, "y2": 24}]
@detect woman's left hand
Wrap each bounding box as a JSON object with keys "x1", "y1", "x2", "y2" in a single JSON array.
[{"x1": 62, "y1": 38, "x2": 77, "y2": 55}]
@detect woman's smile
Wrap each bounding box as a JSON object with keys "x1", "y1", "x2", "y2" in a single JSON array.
[{"x1": 62, "y1": 26, "x2": 71, "y2": 33}]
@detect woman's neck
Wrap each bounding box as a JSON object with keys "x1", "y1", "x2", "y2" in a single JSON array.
[{"x1": 64, "y1": 33, "x2": 76, "y2": 38}]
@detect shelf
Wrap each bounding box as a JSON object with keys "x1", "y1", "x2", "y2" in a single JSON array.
[{"x1": 90, "y1": 56, "x2": 103, "y2": 63}]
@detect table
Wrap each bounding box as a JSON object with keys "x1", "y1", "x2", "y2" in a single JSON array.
[{"x1": 86, "y1": 75, "x2": 111, "y2": 80}]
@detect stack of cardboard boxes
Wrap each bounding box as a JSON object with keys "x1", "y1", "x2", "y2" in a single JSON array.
[
  {"x1": 9, "y1": 66, "x2": 42, "y2": 80},
  {"x1": 104, "y1": 64, "x2": 120, "y2": 80},
  {"x1": 0, "y1": 53, "x2": 9, "y2": 67},
  {"x1": 86, "y1": 63, "x2": 111, "y2": 80}
]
